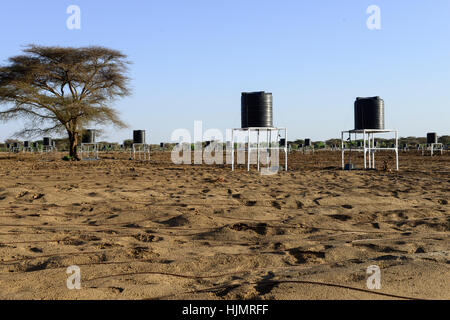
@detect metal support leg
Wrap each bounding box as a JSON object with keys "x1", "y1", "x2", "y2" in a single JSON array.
[
  {"x1": 266, "y1": 130, "x2": 269, "y2": 168},
  {"x1": 231, "y1": 130, "x2": 234, "y2": 171},
  {"x1": 284, "y1": 128, "x2": 288, "y2": 171},
  {"x1": 363, "y1": 133, "x2": 367, "y2": 169},
  {"x1": 269, "y1": 130, "x2": 272, "y2": 169},
  {"x1": 367, "y1": 133, "x2": 370, "y2": 168},
  {"x1": 395, "y1": 130, "x2": 399, "y2": 171},
  {"x1": 341, "y1": 131, "x2": 345, "y2": 169},
  {"x1": 372, "y1": 134, "x2": 375, "y2": 169},
  {"x1": 257, "y1": 129, "x2": 260, "y2": 172},
  {"x1": 247, "y1": 129, "x2": 251, "y2": 171}
]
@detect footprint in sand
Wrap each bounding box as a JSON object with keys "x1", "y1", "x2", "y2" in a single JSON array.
[
  {"x1": 272, "y1": 201, "x2": 282, "y2": 210},
  {"x1": 287, "y1": 248, "x2": 325, "y2": 264},
  {"x1": 329, "y1": 214, "x2": 352, "y2": 221}
]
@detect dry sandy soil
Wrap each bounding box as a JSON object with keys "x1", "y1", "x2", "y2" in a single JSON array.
[{"x1": 0, "y1": 150, "x2": 448, "y2": 300}]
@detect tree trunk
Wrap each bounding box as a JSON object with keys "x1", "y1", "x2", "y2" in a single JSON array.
[{"x1": 68, "y1": 131, "x2": 80, "y2": 160}]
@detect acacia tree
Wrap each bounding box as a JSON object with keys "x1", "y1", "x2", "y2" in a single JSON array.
[{"x1": 0, "y1": 45, "x2": 130, "y2": 159}]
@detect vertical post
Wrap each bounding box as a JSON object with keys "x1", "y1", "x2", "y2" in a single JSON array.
[
  {"x1": 363, "y1": 132, "x2": 367, "y2": 169},
  {"x1": 372, "y1": 133, "x2": 375, "y2": 169},
  {"x1": 341, "y1": 131, "x2": 345, "y2": 169},
  {"x1": 395, "y1": 130, "x2": 399, "y2": 171},
  {"x1": 269, "y1": 130, "x2": 272, "y2": 169},
  {"x1": 368, "y1": 132, "x2": 371, "y2": 169},
  {"x1": 266, "y1": 130, "x2": 269, "y2": 169},
  {"x1": 257, "y1": 129, "x2": 260, "y2": 172},
  {"x1": 247, "y1": 129, "x2": 251, "y2": 171},
  {"x1": 231, "y1": 129, "x2": 234, "y2": 171},
  {"x1": 284, "y1": 128, "x2": 288, "y2": 171}
]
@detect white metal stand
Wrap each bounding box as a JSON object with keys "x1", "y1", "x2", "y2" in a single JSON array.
[
  {"x1": 32, "y1": 144, "x2": 41, "y2": 153},
  {"x1": 231, "y1": 127, "x2": 287, "y2": 172},
  {"x1": 131, "y1": 143, "x2": 150, "y2": 161},
  {"x1": 341, "y1": 129, "x2": 399, "y2": 171},
  {"x1": 11, "y1": 145, "x2": 21, "y2": 153},
  {"x1": 302, "y1": 145, "x2": 314, "y2": 154},
  {"x1": 422, "y1": 143, "x2": 443, "y2": 157},
  {"x1": 40, "y1": 145, "x2": 55, "y2": 153},
  {"x1": 81, "y1": 143, "x2": 99, "y2": 160}
]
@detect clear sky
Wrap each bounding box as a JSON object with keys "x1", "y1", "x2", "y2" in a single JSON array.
[{"x1": 0, "y1": 0, "x2": 449, "y2": 143}]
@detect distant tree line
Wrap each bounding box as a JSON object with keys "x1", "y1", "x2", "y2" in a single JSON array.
[{"x1": 288, "y1": 136, "x2": 450, "y2": 149}]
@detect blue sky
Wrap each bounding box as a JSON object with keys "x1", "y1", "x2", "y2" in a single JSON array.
[{"x1": 0, "y1": 0, "x2": 449, "y2": 143}]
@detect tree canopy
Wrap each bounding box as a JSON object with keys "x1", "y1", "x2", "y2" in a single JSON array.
[{"x1": 0, "y1": 45, "x2": 131, "y2": 159}]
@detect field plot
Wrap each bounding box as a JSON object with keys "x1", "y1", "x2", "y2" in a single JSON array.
[{"x1": 0, "y1": 151, "x2": 448, "y2": 299}]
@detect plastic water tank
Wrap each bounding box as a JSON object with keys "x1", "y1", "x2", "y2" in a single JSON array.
[
  {"x1": 241, "y1": 91, "x2": 273, "y2": 128},
  {"x1": 354, "y1": 96, "x2": 385, "y2": 130}
]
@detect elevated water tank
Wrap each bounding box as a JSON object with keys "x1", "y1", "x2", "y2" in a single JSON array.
[
  {"x1": 354, "y1": 97, "x2": 385, "y2": 130},
  {"x1": 82, "y1": 129, "x2": 96, "y2": 144},
  {"x1": 304, "y1": 139, "x2": 311, "y2": 147},
  {"x1": 133, "y1": 130, "x2": 146, "y2": 144},
  {"x1": 43, "y1": 137, "x2": 51, "y2": 146},
  {"x1": 241, "y1": 91, "x2": 273, "y2": 128},
  {"x1": 427, "y1": 132, "x2": 437, "y2": 144}
]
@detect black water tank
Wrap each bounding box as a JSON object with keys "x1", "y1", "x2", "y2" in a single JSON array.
[
  {"x1": 241, "y1": 91, "x2": 273, "y2": 128},
  {"x1": 24, "y1": 141, "x2": 29, "y2": 148},
  {"x1": 82, "y1": 129, "x2": 96, "y2": 144},
  {"x1": 160, "y1": 143, "x2": 164, "y2": 148},
  {"x1": 33, "y1": 142, "x2": 38, "y2": 148},
  {"x1": 43, "y1": 137, "x2": 51, "y2": 146},
  {"x1": 280, "y1": 139, "x2": 286, "y2": 146},
  {"x1": 304, "y1": 139, "x2": 311, "y2": 147},
  {"x1": 427, "y1": 132, "x2": 437, "y2": 144},
  {"x1": 354, "y1": 96, "x2": 385, "y2": 130},
  {"x1": 133, "y1": 130, "x2": 146, "y2": 144},
  {"x1": 13, "y1": 142, "x2": 19, "y2": 148}
]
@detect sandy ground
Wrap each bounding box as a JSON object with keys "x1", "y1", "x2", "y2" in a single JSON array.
[{"x1": 0, "y1": 150, "x2": 448, "y2": 300}]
